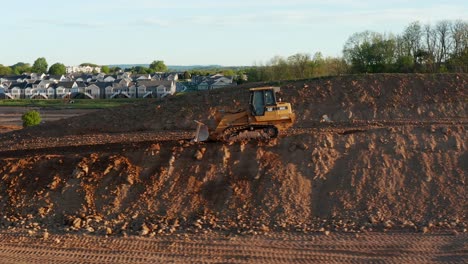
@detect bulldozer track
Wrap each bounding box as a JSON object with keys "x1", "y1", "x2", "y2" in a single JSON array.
[
  {"x1": 0, "y1": 118, "x2": 466, "y2": 157},
  {"x1": 0, "y1": 231, "x2": 466, "y2": 263}
]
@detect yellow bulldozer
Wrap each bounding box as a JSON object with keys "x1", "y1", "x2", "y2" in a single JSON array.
[{"x1": 193, "y1": 86, "x2": 295, "y2": 142}]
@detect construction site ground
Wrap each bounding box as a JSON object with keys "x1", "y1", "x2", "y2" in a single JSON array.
[
  {"x1": 0, "y1": 73, "x2": 466, "y2": 263},
  {"x1": 0, "y1": 230, "x2": 465, "y2": 263}
]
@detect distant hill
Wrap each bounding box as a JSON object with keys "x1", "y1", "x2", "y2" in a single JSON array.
[
  {"x1": 108, "y1": 64, "x2": 242, "y2": 71},
  {"x1": 107, "y1": 64, "x2": 149, "y2": 70},
  {"x1": 167, "y1": 65, "x2": 223, "y2": 71}
]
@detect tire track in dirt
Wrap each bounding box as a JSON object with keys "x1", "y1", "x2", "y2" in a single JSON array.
[
  {"x1": 0, "y1": 231, "x2": 466, "y2": 263},
  {"x1": 1, "y1": 118, "x2": 466, "y2": 157}
]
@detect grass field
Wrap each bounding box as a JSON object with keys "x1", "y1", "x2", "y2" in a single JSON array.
[{"x1": 0, "y1": 98, "x2": 155, "y2": 109}]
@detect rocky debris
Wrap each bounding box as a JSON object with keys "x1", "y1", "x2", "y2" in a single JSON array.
[
  {"x1": 140, "y1": 223, "x2": 151, "y2": 236},
  {"x1": 193, "y1": 150, "x2": 204, "y2": 160},
  {"x1": 321, "y1": 115, "x2": 332, "y2": 123},
  {"x1": 0, "y1": 74, "x2": 466, "y2": 236}
]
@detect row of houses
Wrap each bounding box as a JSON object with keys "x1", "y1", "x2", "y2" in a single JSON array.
[
  {"x1": 0, "y1": 71, "x2": 238, "y2": 99},
  {"x1": 1, "y1": 72, "x2": 179, "y2": 84},
  {"x1": 190, "y1": 73, "x2": 236, "y2": 90},
  {"x1": 0, "y1": 79, "x2": 176, "y2": 99}
]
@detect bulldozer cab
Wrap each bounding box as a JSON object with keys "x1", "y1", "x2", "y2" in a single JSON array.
[{"x1": 250, "y1": 87, "x2": 277, "y2": 116}]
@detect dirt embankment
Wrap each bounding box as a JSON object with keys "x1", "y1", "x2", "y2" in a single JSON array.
[{"x1": 0, "y1": 73, "x2": 466, "y2": 236}]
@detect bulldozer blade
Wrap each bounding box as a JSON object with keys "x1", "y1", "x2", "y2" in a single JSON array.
[{"x1": 192, "y1": 120, "x2": 210, "y2": 142}]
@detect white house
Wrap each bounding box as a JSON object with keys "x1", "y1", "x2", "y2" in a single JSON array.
[
  {"x1": 136, "y1": 80, "x2": 176, "y2": 98},
  {"x1": 66, "y1": 65, "x2": 101, "y2": 74},
  {"x1": 0, "y1": 87, "x2": 13, "y2": 99},
  {"x1": 9, "y1": 85, "x2": 24, "y2": 99},
  {"x1": 55, "y1": 81, "x2": 79, "y2": 98}
]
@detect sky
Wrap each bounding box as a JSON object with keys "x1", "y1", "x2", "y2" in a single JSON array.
[{"x1": 1, "y1": 0, "x2": 466, "y2": 66}]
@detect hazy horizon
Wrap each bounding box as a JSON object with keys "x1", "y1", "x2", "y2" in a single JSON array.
[{"x1": 1, "y1": 0, "x2": 466, "y2": 66}]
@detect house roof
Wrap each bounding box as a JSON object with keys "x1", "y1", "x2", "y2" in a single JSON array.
[
  {"x1": 44, "y1": 75, "x2": 64, "y2": 80},
  {"x1": 75, "y1": 74, "x2": 93, "y2": 80},
  {"x1": 93, "y1": 82, "x2": 112, "y2": 89},
  {"x1": 137, "y1": 80, "x2": 172, "y2": 87},
  {"x1": 76, "y1": 81, "x2": 87, "y2": 87},
  {"x1": 55, "y1": 81, "x2": 76, "y2": 88},
  {"x1": 0, "y1": 75, "x2": 29, "y2": 81}
]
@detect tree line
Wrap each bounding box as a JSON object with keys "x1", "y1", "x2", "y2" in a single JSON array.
[
  {"x1": 243, "y1": 20, "x2": 467, "y2": 82},
  {"x1": 0, "y1": 59, "x2": 168, "y2": 76},
  {"x1": 1, "y1": 20, "x2": 466, "y2": 81},
  {"x1": 344, "y1": 20, "x2": 467, "y2": 73}
]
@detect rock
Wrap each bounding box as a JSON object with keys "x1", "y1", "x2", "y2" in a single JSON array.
[
  {"x1": 383, "y1": 221, "x2": 392, "y2": 229},
  {"x1": 297, "y1": 142, "x2": 309, "y2": 150},
  {"x1": 140, "y1": 223, "x2": 151, "y2": 236},
  {"x1": 321, "y1": 115, "x2": 332, "y2": 123},
  {"x1": 194, "y1": 150, "x2": 204, "y2": 160},
  {"x1": 126, "y1": 174, "x2": 134, "y2": 185},
  {"x1": 260, "y1": 224, "x2": 270, "y2": 232},
  {"x1": 80, "y1": 164, "x2": 89, "y2": 175},
  {"x1": 42, "y1": 230, "x2": 49, "y2": 240},
  {"x1": 72, "y1": 169, "x2": 85, "y2": 179},
  {"x1": 72, "y1": 218, "x2": 82, "y2": 229}
]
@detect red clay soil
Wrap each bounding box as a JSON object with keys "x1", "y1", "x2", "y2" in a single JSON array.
[{"x1": 0, "y1": 73, "x2": 466, "y2": 237}]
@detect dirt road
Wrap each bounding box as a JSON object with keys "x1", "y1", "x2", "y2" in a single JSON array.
[
  {"x1": 0, "y1": 230, "x2": 466, "y2": 263},
  {"x1": 0, "y1": 107, "x2": 96, "y2": 133}
]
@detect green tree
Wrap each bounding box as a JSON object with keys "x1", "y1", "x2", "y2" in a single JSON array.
[
  {"x1": 0, "y1": 64, "x2": 13, "y2": 75},
  {"x1": 183, "y1": 71, "x2": 191, "y2": 80},
  {"x1": 149, "y1": 60, "x2": 168, "y2": 72},
  {"x1": 112, "y1": 67, "x2": 122, "y2": 73},
  {"x1": 322, "y1": 57, "x2": 349, "y2": 75},
  {"x1": 221, "y1": 69, "x2": 235, "y2": 76},
  {"x1": 11, "y1": 62, "x2": 32, "y2": 74},
  {"x1": 395, "y1": 55, "x2": 414, "y2": 72},
  {"x1": 22, "y1": 110, "x2": 42, "y2": 127},
  {"x1": 32, "y1": 57, "x2": 48, "y2": 74},
  {"x1": 343, "y1": 31, "x2": 396, "y2": 73},
  {"x1": 268, "y1": 56, "x2": 290, "y2": 81},
  {"x1": 401, "y1": 22, "x2": 423, "y2": 62},
  {"x1": 48, "y1": 63, "x2": 66, "y2": 75},
  {"x1": 288, "y1": 53, "x2": 312, "y2": 79},
  {"x1": 101, "y1": 65, "x2": 110, "y2": 74},
  {"x1": 80, "y1": 63, "x2": 99, "y2": 67},
  {"x1": 130, "y1": 66, "x2": 150, "y2": 74}
]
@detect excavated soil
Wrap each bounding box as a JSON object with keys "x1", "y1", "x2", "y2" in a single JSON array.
[{"x1": 0, "y1": 74, "x2": 466, "y2": 239}]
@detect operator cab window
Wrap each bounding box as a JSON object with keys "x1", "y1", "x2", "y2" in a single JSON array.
[
  {"x1": 252, "y1": 90, "x2": 265, "y2": 116},
  {"x1": 251, "y1": 89, "x2": 276, "y2": 116},
  {"x1": 264, "y1": 89, "x2": 275, "y2": 105}
]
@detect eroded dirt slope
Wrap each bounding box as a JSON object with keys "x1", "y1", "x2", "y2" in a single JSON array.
[{"x1": 0, "y1": 73, "x2": 466, "y2": 236}]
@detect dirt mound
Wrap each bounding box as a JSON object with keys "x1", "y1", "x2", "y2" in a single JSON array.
[
  {"x1": 5, "y1": 73, "x2": 466, "y2": 138},
  {"x1": 0, "y1": 73, "x2": 466, "y2": 236}
]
